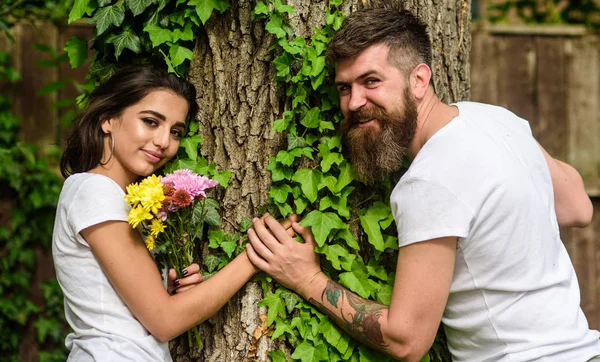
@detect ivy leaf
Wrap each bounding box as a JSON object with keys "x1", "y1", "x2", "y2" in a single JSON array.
[
  {"x1": 272, "y1": 318, "x2": 294, "y2": 340},
  {"x1": 169, "y1": 44, "x2": 193, "y2": 67},
  {"x1": 221, "y1": 241, "x2": 237, "y2": 258},
  {"x1": 190, "y1": 0, "x2": 230, "y2": 24},
  {"x1": 267, "y1": 159, "x2": 293, "y2": 182},
  {"x1": 287, "y1": 133, "x2": 307, "y2": 150},
  {"x1": 180, "y1": 135, "x2": 203, "y2": 160},
  {"x1": 208, "y1": 229, "x2": 225, "y2": 248},
  {"x1": 126, "y1": 0, "x2": 155, "y2": 17},
  {"x1": 334, "y1": 228, "x2": 360, "y2": 250},
  {"x1": 172, "y1": 22, "x2": 195, "y2": 41},
  {"x1": 359, "y1": 345, "x2": 395, "y2": 362},
  {"x1": 318, "y1": 143, "x2": 343, "y2": 173},
  {"x1": 143, "y1": 24, "x2": 173, "y2": 46},
  {"x1": 90, "y1": 4, "x2": 125, "y2": 36},
  {"x1": 258, "y1": 292, "x2": 287, "y2": 326},
  {"x1": 106, "y1": 28, "x2": 141, "y2": 59},
  {"x1": 292, "y1": 169, "x2": 321, "y2": 203},
  {"x1": 275, "y1": 201, "x2": 293, "y2": 217},
  {"x1": 265, "y1": 13, "x2": 286, "y2": 38},
  {"x1": 333, "y1": 161, "x2": 355, "y2": 194},
  {"x1": 254, "y1": 2, "x2": 270, "y2": 16},
  {"x1": 300, "y1": 107, "x2": 321, "y2": 129},
  {"x1": 210, "y1": 169, "x2": 232, "y2": 189},
  {"x1": 319, "y1": 194, "x2": 349, "y2": 219},
  {"x1": 204, "y1": 254, "x2": 221, "y2": 272},
  {"x1": 273, "y1": 0, "x2": 294, "y2": 14},
  {"x1": 280, "y1": 290, "x2": 302, "y2": 313},
  {"x1": 320, "y1": 243, "x2": 354, "y2": 271},
  {"x1": 64, "y1": 36, "x2": 88, "y2": 69},
  {"x1": 376, "y1": 284, "x2": 393, "y2": 305},
  {"x1": 270, "y1": 184, "x2": 293, "y2": 204},
  {"x1": 301, "y1": 210, "x2": 346, "y2": 247},
  {"x1": 367, "y1": 258, "x2": 388, "y2": 281},
  {"x1": 294, "y1": 196, "x2": 309, "y2": 214},
  {"x1": 359, "y1": 202, "x2": 391, "y2": 252},
  {"x1": 338, "y1": 260, "x2": 378, "y2": 298},
  {"x1": 273, "y1": 52, "x2": 292, "y2": 78},
  {"x1": 167, "y1": 158, "x2": 197, "y2": 173},
  {"x1": 291, "y1": 341, "x2": 328, "y2": 362},
  {"x1": 69, "y1": 0, "x2": 96, "y2": 23},
  {"x1": 238, "y1": 217, "x2": 253, "y2": 233},
  {"x1": 318, "y1": 319, "x2": 351, "y2": 355}
]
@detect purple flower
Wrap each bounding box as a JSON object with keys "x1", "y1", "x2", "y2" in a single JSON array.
[{"x1": 161, "y1": 169, "x2": 219, "y2": 199}]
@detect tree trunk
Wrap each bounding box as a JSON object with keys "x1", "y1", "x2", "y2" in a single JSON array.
[{"x1": 183, "y1": 1, "x2": 471, "y2": 361}]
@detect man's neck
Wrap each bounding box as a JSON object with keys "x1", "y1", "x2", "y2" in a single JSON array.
[{"x1": 407, "y1": 88, "x2": 458, "y2": 159}]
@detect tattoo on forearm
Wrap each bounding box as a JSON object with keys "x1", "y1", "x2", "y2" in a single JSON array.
[{"x1": 309, "y1": 279, "x2": 388, "y2": 350}]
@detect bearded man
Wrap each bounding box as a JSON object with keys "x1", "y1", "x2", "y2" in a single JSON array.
[{"x1": 246, "y1": 7, "x2": 600, "y2": 362}]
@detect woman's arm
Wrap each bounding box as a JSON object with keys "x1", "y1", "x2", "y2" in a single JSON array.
[
  {"x1": 538, "y1": 143, "x2": 593, "y2": 228},
  {"x1": 81, "y1": 221, "x2": 258, "y2": 342}
]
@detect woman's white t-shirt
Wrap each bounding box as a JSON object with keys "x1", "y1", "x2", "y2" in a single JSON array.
[{"x1": 52, "y1": 173, "x2": 171, "y2": 361}]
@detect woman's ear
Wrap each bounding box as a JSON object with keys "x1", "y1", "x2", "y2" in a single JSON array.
[{"x1": 101, "y1": 118, "x2": 112, "y2": 134}]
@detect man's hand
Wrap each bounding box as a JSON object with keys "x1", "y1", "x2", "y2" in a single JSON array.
[
  {"x1": 167, "y1": 263, "x2": 203, "y2": 295},
  {"x1": 246, "y1": 214, "x2": 322, "y2": 298}
]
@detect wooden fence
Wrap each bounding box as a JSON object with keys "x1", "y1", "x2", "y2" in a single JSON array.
[{"x1": 471, "y1": 24, "x2": 600, "y2": 329}]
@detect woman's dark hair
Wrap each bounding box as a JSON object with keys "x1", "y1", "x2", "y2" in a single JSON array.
[{"x1": 60, "y1": 65, "x2": 199, "y2": 178}]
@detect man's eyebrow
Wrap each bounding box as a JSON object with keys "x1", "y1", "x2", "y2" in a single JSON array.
[
  {"x1": 335, "y1": 70, "x2": 380, "y2": 86},
  {"x1": 140, "y1": 110, "x2": 186, "y2": 128}
]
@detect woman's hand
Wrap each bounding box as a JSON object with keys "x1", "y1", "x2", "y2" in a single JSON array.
[{"x1": 167, "y1": 263, "x2": 203, "y2": 295}]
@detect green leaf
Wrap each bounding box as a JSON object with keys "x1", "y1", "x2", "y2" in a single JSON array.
[
  {"x1": 301, "y1": 210, "x2": 346, "y2": 247},
  {"x1": 268, "y1": 348, "x2": 287, "y2": 362},
  {"x1": 168, "y1": 158, "x2": 197, "y2": 173},
  {"x1": 269, "y1": 184, "x2": 293, "y2": 204},
  {"x1": 208, "y1": 229, "x2": 225, "y2": 248},
  {"x1": 319, "y1": 319, "x2": 351, "y2": 355},
  {"x1": 338, "y1": 261, "x2": 378, "y2": 298},
  {"x1": 300, "y1": 107, "x2": 321, "y2": 129},
  {"x1": 253, "y1": 2, "x2": 269, "y2": 16},
  {"x1": 36, "y1": 81, "x2": 66, "y2": 96},
  {"x1": 333, "y1": 161, "x2": 355, "y2": 194},
  {"x1": 273, "y1": 52, "x2": 292, "y2": 78},
  {"x1": 69, "y1": 0, "x2": 96, "y2": 24},
  {"x1": 143, "y1": 24, "x2": 173, "y2": 46},
  {"x1": 273, "y1": 0, "x2": 294, "y2": 14},
  {"x1": 126, "y1": 0, "x2": 155, "y2": 16},
  {"x1": 292, "y1": 169, "x2": 321, "y2": 203},
  {"x1": 90, "y1": 4, "x2": 125, "y2": 36},
  {"x1": 204, "y1": 254, "x2": 221, "y2": 272},
  {"x1": 237, "y1": 217, "x2": 253, "y2": 233},
  {"x1": 169, "y1": 44, "x2": 194, "y2": 67},
  {"x1": 64, "y1": 36, "x2": 88, "y2": 69},
  {"x1": 376, "y1": 284, "x2": 393, "y2": 305},
  {"x1": 221, "y1": 241, "x2": 237, "y2": 258},
  {"x1": 211, "y1": 170, "x2": 232, "y2": 189},
  {"x1": 294, "y1": 196, "x2": 309, "y2": 214},
  {"x1": 280, "y1": 290, "x2": 302, "y2": 313},
  {"x1": 190, "y1": 0, "x2": 230, "y2": 25},
  {"x1": 335, "y1": 228, "x2": 360, "y2": 250},
  {"x1": 180, "y1": 135, "x2": 203, "y2": 160},
  {"x1": 320, "y1": 243, "x2": 354, "y2": 271},
  {"x1": 359, "y1": 202, "x2": 392, "y2": 251},
  {"x1": 267, "y1": 159, "x2": 293, "y2": 182},
  {"x1": 292, "y1": 341, "x2": 328, "y2": 362},
  {"x1": 172, "y1": 23, "x2": 195, "y2": 41},
  {"x1": 319, "y1": 194, "x2": 350, "y2": 219},
  {"x1": 106, "y1": 28, "x2": 141, "y2": 59},
  {"x1": 258, "y1": 292, "x2": 287, "y2": 326},
  {"x1": 287, "y1": 133, "x2": 307, "y2": 150},
  {"x1": 265, "y1": 13, "x2": 286, "y2": 38}
]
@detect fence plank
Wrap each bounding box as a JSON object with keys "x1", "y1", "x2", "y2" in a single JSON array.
[{"x1": 565, "y1": 36, "x2": 600, "y2": 196}]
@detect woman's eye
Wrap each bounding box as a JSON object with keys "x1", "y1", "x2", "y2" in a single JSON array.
[
  {"x1": 143, "y1": 118, "x2": 158, "y2": 127},
  {"x1": 171, "y1": 129, "x2": 183, "y2": 139}
]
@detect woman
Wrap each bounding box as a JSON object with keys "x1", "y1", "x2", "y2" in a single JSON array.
[{"x1": 53, "y1": 66, "x2": 259, "y2": 361}]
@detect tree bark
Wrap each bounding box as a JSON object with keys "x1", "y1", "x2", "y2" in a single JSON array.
[{"x1": 184, "y1": 1, "x2": 471, "y2": 361}]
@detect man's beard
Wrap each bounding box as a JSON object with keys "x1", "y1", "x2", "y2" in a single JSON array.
[{"x1": 340, "y1": 88, "x2": 417, "y2": 183}]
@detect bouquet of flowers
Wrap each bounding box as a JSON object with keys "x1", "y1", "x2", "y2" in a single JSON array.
[{"x1": 124, "y1": 169, "x2": 219, "y2": 352}]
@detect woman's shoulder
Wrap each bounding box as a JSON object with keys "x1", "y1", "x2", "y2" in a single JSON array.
[{"x1": 63, "y1": 173, "x2": 123, "y2": 194}]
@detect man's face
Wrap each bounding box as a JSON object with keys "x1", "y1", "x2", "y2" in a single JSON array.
[{"x1": 335, "y1": 44, "x2": 418, "y2": 182}]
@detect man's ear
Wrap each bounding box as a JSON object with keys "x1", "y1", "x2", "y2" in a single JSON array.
[{"x1": 410, "y1": 63, "x2": 432, "y2": 100}]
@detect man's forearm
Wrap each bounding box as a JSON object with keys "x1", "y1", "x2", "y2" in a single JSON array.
[{"x1": 308, "y1": 278, "x2": 390, "y2": 352}]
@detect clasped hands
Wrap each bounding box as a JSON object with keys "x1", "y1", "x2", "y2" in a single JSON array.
[{"x1": 246, "y1": 213, "x2": 323, "y2": 299}]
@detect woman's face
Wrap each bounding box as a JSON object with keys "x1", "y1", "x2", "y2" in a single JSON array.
[{"x1": 101, "y1": 89, "x2": 189, "y2": 187}]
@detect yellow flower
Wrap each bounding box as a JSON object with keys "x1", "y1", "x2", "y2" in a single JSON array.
[
  {"x1": 150, "y1": 219, "x2": 165, "y2": 237},
  {"x1": 128, "y1": 204, "x2": 153, "y2": 228},
  {"x1": 146, "y1": 234, "x2": 156, "y2": 251},
  {"x1": 124, "y1": 183, "x2": 141, "y2": 206},
  {"x1": 138, "y1": 175, "x2": 165, "y2": 215}
]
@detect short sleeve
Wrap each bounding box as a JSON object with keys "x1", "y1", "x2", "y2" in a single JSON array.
[
  {"x1": 390, "y1": 177, "x2": 475, "y2": 247},
  {"x1": 67, "y1": 175, "x2": 129, "y2": 241}
]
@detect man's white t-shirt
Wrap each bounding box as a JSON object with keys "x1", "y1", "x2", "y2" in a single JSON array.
[
  {"x1": 52, "y1": 173, "x2": 172, "y2": 361},
  {"x1": 390, "y1": 102, "x2": 600, "y2": 361}
]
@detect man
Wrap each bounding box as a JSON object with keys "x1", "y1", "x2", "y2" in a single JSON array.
[{"x1": 246, "y1": 7, "x2": 600, "y2": 362}]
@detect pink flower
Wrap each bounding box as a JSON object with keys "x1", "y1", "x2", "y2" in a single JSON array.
[{"x1": 161, "y1": 169, "x2": 219, "y2": 199}]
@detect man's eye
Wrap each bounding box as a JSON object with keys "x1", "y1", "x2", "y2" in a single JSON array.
[
  {"x1": 338, "y1": 85, "x2": 350, "y2": 94},
  {"x1": 365, "y1": 79, "x2": 379, "y2": 86}
]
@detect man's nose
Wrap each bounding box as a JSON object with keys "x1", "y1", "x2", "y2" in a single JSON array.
[{"x1": 348, "y1": 87, "x2": 367, "y2": 112}]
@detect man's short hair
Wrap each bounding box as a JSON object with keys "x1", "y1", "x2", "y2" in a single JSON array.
[{"x1": 326, "y1": 7, "x2": 432, "y2": 78}]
